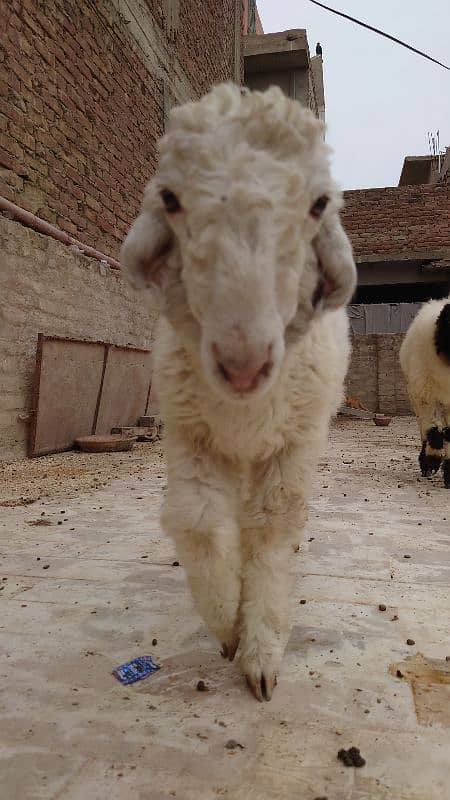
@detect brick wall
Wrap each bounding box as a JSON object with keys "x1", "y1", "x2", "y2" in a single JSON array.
[
  {"x1": 347, "y1": 334, "x2": 411, "y2": 415},
  {"x1": 342, "y1": 183, "x2": 450, "y2": 260},
  {"x1": 0, "y1": 216, "x2": 158, "y2": 461},
  {"x1": 1, "y1": 0, "x2": 241, "y2": 259}
]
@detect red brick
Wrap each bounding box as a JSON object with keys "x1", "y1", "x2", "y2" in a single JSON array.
[
  {"x1": 56, "y1": 216, "x2": 78, "y2": 236},
  {"x1": 9, "y1": 123, "x2": 34, "y2": 151},
  {"x1": 0, "y1": 0, "x2": 241, "y2": 254},
  {"x1": 342, "y1": 184, "x2": 450, "y2": 259},
  {"x1": 0, "y1": 132, "x2": 24, "y2": 161}
]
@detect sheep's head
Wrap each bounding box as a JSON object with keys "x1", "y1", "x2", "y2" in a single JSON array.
[{"x1": 121, "y1": 83, "x2": 356, "y2": 401}]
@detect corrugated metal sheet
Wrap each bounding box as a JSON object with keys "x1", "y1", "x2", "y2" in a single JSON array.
[{"x1": 348, "y1": 303, "x2": 422, "y2": 334}]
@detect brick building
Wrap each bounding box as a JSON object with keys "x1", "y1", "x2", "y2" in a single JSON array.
[
  {"x1": 1, "y1": 0, "x2": 242, "y2": 258},
  {"x1": 342, "y1": 181, "x2": 450, "y2": 414},
  {"x1": 0, "y1": 0, "x2": 243, "y2": 460}
]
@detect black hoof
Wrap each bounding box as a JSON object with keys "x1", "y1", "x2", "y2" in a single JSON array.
[{"x1": 419, "y1": 445, "x2": 442, "y2": 477}]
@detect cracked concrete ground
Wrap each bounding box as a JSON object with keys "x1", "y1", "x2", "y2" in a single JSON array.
[{"x1": 1, "y1": 418, "x2": 450, "y2": 800}]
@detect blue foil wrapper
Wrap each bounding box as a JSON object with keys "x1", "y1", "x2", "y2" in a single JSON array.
[{"x1": 112, "y1": 655, "x2": 160, "y2": 685}]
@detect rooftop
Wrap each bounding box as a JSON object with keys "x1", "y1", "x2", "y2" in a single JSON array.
[{"x1": 244, "y1": 29, "x2": 309, "y2": 74}]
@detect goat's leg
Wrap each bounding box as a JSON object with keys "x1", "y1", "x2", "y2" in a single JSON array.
[
  {"x1": 161, "y1": 440, "x2": 241, "y2": 655},
  {"x1": 238, "y1": 452, "x2": 308, "y2": 701},
  {"x1": 416, "y1": 402, "x2": 445, "y2": 477}
]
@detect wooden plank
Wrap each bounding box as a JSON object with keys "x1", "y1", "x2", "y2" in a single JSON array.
[{"x1": 94, "y1": 346, "x2": 152, "y2": 434}]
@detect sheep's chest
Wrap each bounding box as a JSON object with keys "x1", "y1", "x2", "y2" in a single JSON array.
[{"x1": 203, "y1": 395, "x2": 290, "y2": 463}]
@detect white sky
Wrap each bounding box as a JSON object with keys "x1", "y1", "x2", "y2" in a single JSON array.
[{"x1": 257, "y1": 0, "x2": 450, "y2": 189}]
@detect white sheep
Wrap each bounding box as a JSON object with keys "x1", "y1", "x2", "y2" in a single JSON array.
[
  {"x1": 121, "y1": 84, "x2": 356, "y2": 700},
  {"x1": 400, "y1": 297, "x2": 450, "y2": 488}
]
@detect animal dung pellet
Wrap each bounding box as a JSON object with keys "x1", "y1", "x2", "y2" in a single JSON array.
[
  {"x1": 337, "y1": 747, "x2": 366, "y2": 768},
  {"x1": 172, "y1": 561, "x2": 180, "y2": 567},
  {"x1": 196, "y1": 680, "x2": 208, "y2": 692},
  {"x1": 406, "y1": 638, "x2": 415, "y2": 646},
  {"x1": 225, "y1": 739, "x2": 244, "y2": 750},
  {"x1": 378, "y1": 604, "x2": 387, "y2": 611}
]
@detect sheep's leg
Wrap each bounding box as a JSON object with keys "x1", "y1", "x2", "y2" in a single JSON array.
[
  {"x1": 416, "y1": 402, "x2": 445, "y2": 477},
  {"x1": 161, "y1": 441, "x2": 241, "y2": 654},
  {"x1": 239, "y1": 452, "x2": 308, "y2": 701}
]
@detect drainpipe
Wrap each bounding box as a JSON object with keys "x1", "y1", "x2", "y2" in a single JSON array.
[{"x1": 0, "y1": 196, "x2": 122, "y2": 270}]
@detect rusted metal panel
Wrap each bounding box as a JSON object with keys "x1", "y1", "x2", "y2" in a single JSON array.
[
  {"x1": 29, "y1": 336, "x2": 152, "y2": 457},
  {"x1": 29, "y1": 336, "x2": 105, "y2": 457},
  {"x1": 93, "y1": 346, "x2": 152, "y2": 435}
]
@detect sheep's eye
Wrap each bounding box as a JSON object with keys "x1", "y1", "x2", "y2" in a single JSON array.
[
  {"x1": 310, "y1": 195, "x2": 329, "y2": 219},
  {"x1": 160, "y1": 189, "x2": 181, "y2": 213}
]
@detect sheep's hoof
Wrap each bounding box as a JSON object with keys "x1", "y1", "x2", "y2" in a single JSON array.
[
  {"x1": 221, "y1": 638, "x2": 239, "y2": 662},
  {"x1": 419, "y1": 453, "x2": 442, "y2": 477},
  {"x1": 245, "y1": 672, "x2": 277, "y2": 702}
]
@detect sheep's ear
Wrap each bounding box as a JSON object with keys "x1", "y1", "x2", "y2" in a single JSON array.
[
  {"x1": 120, "y1": 186, "x2": 173, "y2": 288},
  {"x1": 312, "y1": 212, "x2": 357, "y2": 310}
]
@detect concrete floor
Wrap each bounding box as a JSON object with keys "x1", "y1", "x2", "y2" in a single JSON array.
[{"x1": 1, "y1": 418, "x2": 450, "y2": 800}]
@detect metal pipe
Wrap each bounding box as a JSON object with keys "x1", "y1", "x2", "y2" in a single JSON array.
[{"x1": 0, "y1": 196, "x2": 122, "y2": 270}]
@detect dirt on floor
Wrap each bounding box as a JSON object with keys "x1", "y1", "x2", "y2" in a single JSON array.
[{"x1": 0, "y1": 442, "x2": 165, "y2": 507}]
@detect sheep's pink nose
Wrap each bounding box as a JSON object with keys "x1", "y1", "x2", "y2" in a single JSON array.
[{"x1": 214, "y1": 346, "x2": 273, "y2": 393}]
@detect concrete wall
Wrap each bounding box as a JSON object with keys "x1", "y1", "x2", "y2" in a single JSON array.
[
  {"x1": 310, "y1": 54, "x2": 324, "y2": 120},
  {"x1": 347, "y1": 334, "x2": 411, "y2": 416},
  {"x1": 1, "y1": 0, "x2": 242, "y2": 259},
  {"x1": 0, "y1": 216, "x2": 158, "y2": 461},
  {"x1": 243, "y1": 29, "x2": 321, "y2": 117},
  {"x1": 245, "y1": 68, "x2": 310, "y2": 105}
]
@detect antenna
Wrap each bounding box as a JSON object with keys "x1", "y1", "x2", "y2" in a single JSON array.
[{"x1": 427, "y1": 130, "x2": 445, "y2": 176}]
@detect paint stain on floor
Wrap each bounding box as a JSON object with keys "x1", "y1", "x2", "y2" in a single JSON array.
[{"x1": 390, "y1": 653, "x2": 450, "y2": 727}]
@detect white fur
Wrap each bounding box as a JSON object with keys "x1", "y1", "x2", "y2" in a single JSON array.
[
  {"x1": 400, "y1": 297, "x2": 450, "y2": 468},
  {"x1": 121, "y1": 84, "x2": 356, "y2": 700}
]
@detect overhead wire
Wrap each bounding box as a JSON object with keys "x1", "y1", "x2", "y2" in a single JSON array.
[{"x1": 305, "y1": 0, "x2": 450, "y2": 71}]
